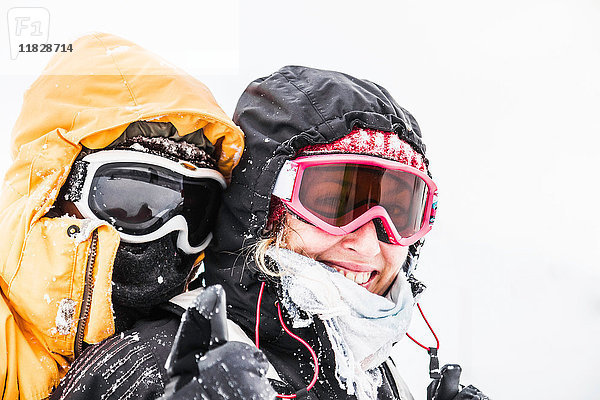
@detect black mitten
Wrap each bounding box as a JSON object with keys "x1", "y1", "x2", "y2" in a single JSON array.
[
  {"x1": 427, "y1": 364, "x2": 490, "y2": 400},
  {"x1": 160, "y1": 285, "x2": 276, "y2": 400}
]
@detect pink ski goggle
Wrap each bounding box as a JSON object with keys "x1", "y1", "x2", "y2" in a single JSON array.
[{"x1": 272, "y1": 154, "x2": 438, "y2": 246}]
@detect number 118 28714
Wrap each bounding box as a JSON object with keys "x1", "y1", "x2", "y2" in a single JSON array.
[{"x1": 19, "y1": 43, "x2": 73, "y2": 53}]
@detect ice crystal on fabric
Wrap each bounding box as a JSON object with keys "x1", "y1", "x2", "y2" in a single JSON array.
[
  {"x1": 300, "y1": 128, "x2": 427, "y2": 172},
  {"x1": 72, "y1": 219, "x2": 108, "y2": 245},
  {"x1": 271, "y1": 247, "x2": 415, "y2": 400},
  {"x1": 55, "y1": 298, "x2": 77, "y2": 335},
  {"x1": 117, "y1": 136, "x2": 217, "y2": 169},
  {"x1": 63, "y1": 161, "x2": 88, "y2": 202}
]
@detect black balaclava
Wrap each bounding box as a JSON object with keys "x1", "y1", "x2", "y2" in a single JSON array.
[{"x1": 111, "y1": 231, "x2": 199, "y2": 332}]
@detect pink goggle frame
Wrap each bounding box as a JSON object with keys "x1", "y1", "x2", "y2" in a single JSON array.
[{"x1": 272, "y1": 154, "x2": 438, "y2": 246}]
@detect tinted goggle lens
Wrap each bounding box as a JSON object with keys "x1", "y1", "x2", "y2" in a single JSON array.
[
  {"x1": 298, "y1": 164, "x2": 429, "y2": 238},
  {"x1": 182, "y1": 179, "x2": 223, "y2": 247},
  {"x1": 89, "y1": 163, "x2": 222, "y2": 246}
]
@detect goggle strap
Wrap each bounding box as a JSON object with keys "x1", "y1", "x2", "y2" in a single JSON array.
[
  {"x1": 286, "y1": 206, "x2": 314, "y2": 227},
  {"x1": 429, "y1": 193, "x2": 438, "y2": 225},
  {"x1": 272, "y1": 160, "x2": 298, "y2": 201},
  {"x1": 372, "y1": 218, "x2": 392, "y2": 244},
  {"x1": 63, "y1": 160, "x2": 89, "y2": 202}
]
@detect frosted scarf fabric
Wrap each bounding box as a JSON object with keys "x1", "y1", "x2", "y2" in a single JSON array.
[{"x1": 269, "y1": 248, "x2": 415, "y2": 400}]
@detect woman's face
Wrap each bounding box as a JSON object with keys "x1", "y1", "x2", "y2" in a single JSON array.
[{"x1": 284, "y1": 214, "x2": 409, "y2": 295}]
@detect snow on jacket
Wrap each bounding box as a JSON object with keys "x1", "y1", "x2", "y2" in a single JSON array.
[
  {"x1": 204, "y1": 66, "x2": 427, "y2": 399},
  {"x1": 0, "y1": 32, "x2": 243, "y2": 400},
  {"x1": 50, "y1": 285, "x2": 413, "y2": 400},
  {"x1": 48, "y1": 304, "x2": 183, "y2": 400}
]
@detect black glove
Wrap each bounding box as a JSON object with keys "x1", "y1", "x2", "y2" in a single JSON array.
[
  {"x1": 160, "y1": 285, "x2": 276, "y2": 400},
  {"x1": 427, "y1": 364, "x2": 490, "y2": 400}
]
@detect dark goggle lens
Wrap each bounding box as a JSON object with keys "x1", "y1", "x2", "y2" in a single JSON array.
[
  {"x1": 89, "y1": 163, "x2": 222, "y2": 246},
  {"x1": 182, "y1": 179, "x2": 223, "y2": 246},
  {"x1": 298, "y1": 164, "x2": 429, "y2": 238}
]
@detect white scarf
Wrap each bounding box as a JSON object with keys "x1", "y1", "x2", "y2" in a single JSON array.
[{"x1": 268, "y1": 248, "x2": 415, "y2": 400}]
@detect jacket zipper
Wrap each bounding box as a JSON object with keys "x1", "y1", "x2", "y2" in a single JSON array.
[
  {"x1": 382, "y1": 360, "x2": 401, "y2": 399},
  {"x1": 74, "y1": 229, "x2": 98, "y2": 358}
]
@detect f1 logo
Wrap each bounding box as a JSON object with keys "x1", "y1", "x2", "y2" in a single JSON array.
[{"x1": 7, "y1": 7, "x2": 50, "y2": 60}]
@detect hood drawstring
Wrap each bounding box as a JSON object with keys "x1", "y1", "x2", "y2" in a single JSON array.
[
  {"x1": 406, "y1": 303, "x2": 441, "y2": 379},
  {"x1": 255, "y1": 281, "x2": 320, "y2": 398}
]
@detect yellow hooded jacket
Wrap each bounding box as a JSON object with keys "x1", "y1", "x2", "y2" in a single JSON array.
[{"x1": 0, "y1": 33, "x2": 244, "y2": 399}]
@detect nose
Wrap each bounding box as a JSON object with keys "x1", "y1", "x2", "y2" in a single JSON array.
[{"x1": 341, "y1": 220, "x2": 381, "y2": 258}]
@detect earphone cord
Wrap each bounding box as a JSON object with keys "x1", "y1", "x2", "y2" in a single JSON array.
[
  {"x1": 406, "y1": 303, "x2": 442, "y2": 379},
  {"x1": 406, "y1": 303, "x2": 439, "y2": 350},
  {"x1": 255, "y1": 281, "x2": 320, "y2": 399},
  {"x1": 256, "y1": 284, "x2": 441, "y2": 394}
]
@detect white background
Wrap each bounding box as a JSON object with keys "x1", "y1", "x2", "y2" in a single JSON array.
[{"x1": 1, "y1": 1, "x2": 599, "y2": 398}]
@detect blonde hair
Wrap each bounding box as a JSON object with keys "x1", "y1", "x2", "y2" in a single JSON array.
[{"x1": 253, "y1": 213, "x2": 288, "y2": 277}]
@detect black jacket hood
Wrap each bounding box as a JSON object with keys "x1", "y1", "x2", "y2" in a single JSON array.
[{"x1": 209, "y1": 65, "x2": 428, "y2": 259}]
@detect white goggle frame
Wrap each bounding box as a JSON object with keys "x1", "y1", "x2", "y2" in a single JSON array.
[{"x1": 72, "y1": 150, "x2": 226, "y2": 254}]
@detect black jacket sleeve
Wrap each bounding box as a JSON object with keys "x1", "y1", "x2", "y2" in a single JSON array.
[{"x1": 50, "y1": 316, "x2": 180, "y2": 400}]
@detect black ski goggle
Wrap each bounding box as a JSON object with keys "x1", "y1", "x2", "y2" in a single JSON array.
[{"x1": 66, "y1": 150, "x2": 226, "y2": 254}]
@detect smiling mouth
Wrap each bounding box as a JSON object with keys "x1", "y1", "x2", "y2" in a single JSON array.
[{"x1": 325, "y1": 264, "x2": 378, "y2": 286}]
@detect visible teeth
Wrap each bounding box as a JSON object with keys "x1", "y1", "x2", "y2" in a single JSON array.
[
  {"x1": 331, "y1": 266, "x2": 371, "y2": 285},
  {"x1": 355, "y1": 272, "x2": 370, "y2": 284}
]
